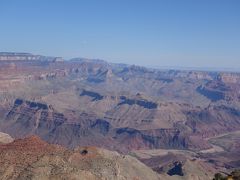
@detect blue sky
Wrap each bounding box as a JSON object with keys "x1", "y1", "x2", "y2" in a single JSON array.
[{"x1": 0, "y1": 0, "x2": 240, "y2": 69}]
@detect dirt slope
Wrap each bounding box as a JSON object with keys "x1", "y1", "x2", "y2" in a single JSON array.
[{"x1": 0, "y1": 136, "x2": 165, "y2": 180}]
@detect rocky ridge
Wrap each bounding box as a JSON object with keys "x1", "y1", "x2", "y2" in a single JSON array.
[{"x1": 0, "y1": 136, "x2": 163, "y2": 180}]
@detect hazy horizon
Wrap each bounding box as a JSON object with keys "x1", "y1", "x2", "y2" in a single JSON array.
[{"x1": 1, "y1": 0, "x2": 240, "y2": 69}]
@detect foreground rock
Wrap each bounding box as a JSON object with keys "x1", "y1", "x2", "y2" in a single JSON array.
[
  {"x1": 0, "y1": 136, "x2": 164, "y2": 180},
  {"x1": 0, "y1": 132, "x2": 13, "y2": 144}
]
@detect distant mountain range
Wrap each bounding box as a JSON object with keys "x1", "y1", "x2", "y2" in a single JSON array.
[{"x1": 1, "y1": 52, "x2": 239, "y2": 72}]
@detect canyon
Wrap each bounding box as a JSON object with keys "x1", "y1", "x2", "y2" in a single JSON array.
[{"x1": 0, "y1": 52, "x2": 239, "y2": 179}]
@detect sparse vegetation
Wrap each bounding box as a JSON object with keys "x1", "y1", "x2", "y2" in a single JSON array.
[{"x1": 213, "y1": 170, "x2": 240, "y2": 180}]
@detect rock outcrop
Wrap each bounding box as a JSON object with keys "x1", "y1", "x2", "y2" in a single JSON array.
[
  {"x1": 0, "y1": 136, "x2": 162, "y2": 180},
  {"x1": 0, "y1": 132, "x2": 13, "y2": 144}
]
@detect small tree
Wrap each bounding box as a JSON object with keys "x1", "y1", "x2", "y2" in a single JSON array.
[{"x1": 213, "y1": 173, "x2": 226, "y2": 180}]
